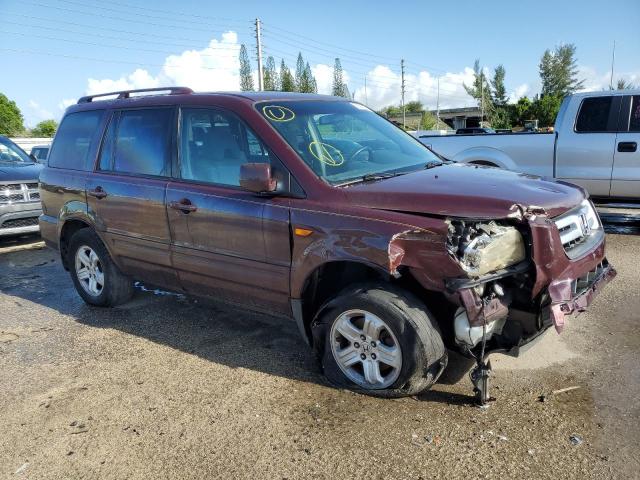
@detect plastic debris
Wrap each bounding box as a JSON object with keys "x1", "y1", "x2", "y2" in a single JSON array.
[
  {"x1": 552, "y1": 386, "x2": 580, "y2": 395},
  {"x1": 14, "y1": 463, "x2": 28, "y2": 475},
  {"x1": 498, "y1": 435, "x2": 508, "y2": 441},
  {"x1": 569, "y1": 434, "x2": 583, "y2": 446}
]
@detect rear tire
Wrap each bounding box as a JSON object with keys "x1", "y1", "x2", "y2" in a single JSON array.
[
  {"x1": 67, "y1": 228, "x2": 133, "y2": 307},
  {"x1": 313, "y1": 283, "x2": 447, "y2": 397}
]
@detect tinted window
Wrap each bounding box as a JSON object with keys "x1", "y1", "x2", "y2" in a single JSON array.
[
  {"x1": 48, "y1": 110, "x2": 103, "y2": 170},
  {"x1": 630, "y1": 96, "x2": 640, "y2": 132},
  {"x1": 576, "y1": 97, "x2": 614, "y2": 132},
  {"x1": 112, "y1": 108, "x2": 172, "y2": 176},
  {"x1": 180, "y1": 108, "x2": 271, "y2": 186}
]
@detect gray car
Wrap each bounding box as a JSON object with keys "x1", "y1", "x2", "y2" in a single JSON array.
[{"x1": 0, "y1": 136, "x2": 43, "y2": 237}]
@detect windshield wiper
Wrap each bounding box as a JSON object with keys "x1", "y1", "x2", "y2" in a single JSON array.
[
  {"x1": 424, "y1": 160, "x2": 444, "y2": 169},
  {"x1": 361, "y1": 171, "x2": 404, "y2": 182}
]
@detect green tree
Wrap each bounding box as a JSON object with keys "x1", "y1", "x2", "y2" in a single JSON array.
[
  {"x1": 539, "y1": 44, "x2": 583, "y2": 98},
  {"x1": 239, "y1": 44, "x2": 254, "y2": 91},
  {"x1": 295, "y1": 52, "x2": 305, "y2": 92},
  {"x1": 299, "y1": 62, "x2": 317, "y2": 93},
  {"x1": 0, "y1": 93, "x2": 25, "y2": 136},
  {"x1": 405, "y1": 100, "x2": 423, "y2": 113},
  {"x1": 532, "y1": 94, "x2": 562, "y2": 127},
  {"x1": 32, "y1": 119, "x2": 58, "y2": 137},
  {"x1": 491, "y1": 65, "x2": 508, "y2": 106},
  {"x1": 419, "y1": 111, "x2": 438, "y2": 130},
  {"x1": 464, "y1": 59, "x2": 494, "y2": 125},
  {"x1": 615, "y1": 78, "x2": 636, "y2": 90},
  {"x1": 332, "y1": 58, "x2": 349, "y2": 98},
  {"x1": 263, "y1": 56, "x2": 279, "y2": 91},
  {"x1": 280, "y1": 59, "x2": 295, "y2": 92},
  {"x1": 308, "y1": 63, "x2": 317, "y2": 93},
  {"x1": 512, "y1": 96, "x2": 532, "y2": 126}
]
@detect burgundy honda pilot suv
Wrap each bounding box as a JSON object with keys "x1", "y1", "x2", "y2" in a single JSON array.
[{"x1": 39, "y1": 87, "x2": 615, "y2": 403}]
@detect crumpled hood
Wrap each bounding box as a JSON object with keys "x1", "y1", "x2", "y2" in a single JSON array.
[
  {"x1": 344, "y1": 163, "x2": 585, "y2": 219},
  {"x1": 0, "y1": 162, "x2": 43, "y2": 182}
]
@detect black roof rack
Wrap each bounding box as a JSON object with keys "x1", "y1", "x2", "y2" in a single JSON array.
[{"x1": 77, "y1": 87, "x2": 193, "y2": 104}]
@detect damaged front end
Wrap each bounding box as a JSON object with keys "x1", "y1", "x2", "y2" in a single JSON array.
[{"x1": 438, "y1": 202, "x2": 615, "y2": 403}]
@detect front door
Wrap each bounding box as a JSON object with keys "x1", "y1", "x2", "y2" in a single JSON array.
[
  {"x1": 87, "y1": 107, "x2": 177, "y2": 287},
  {"x1": 555, "y1": 95, "x2": 622, "y2": 197},
  {"x1": 610, "y1": 95, "x2": 640, "y2": 198},
  {"x1": 167, "y1": 107, "x2": 291, "y2": 314}
]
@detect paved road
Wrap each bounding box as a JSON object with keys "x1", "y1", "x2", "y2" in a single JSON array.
[{"x1": 0, "y1": 233, "x2": 638, "y2": 479}]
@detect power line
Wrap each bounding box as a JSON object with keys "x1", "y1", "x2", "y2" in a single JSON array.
[
  {"x1": 51, "y1": 0, "x2": 247, "y2": 24},
  {"x1": 15, "y1": 1, "x2": 238, "y2": 34}
]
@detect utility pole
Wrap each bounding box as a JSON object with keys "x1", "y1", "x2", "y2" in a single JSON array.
[
  {"x1": 401, "y1": 58, "x2": 406, "y2": 129},
  {"x1": 609, "y1": 40, "x2": 616, "y2": 90},
  {"x1": 255, "y1": 18, "x2": 264, "y2": 91},
  {"x1": 364, "y1": 76, "x2": 368, "y2": 105},
  {"x1": 480, "y1": 72, "x2": 484, "y2": 128},
  {"x1": 436, "y1": 76, "x2": 440, "y2": 129}
]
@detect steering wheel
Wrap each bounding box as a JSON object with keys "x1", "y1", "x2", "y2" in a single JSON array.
[{"x1": 348, "y1": 145, "x2": 372, "y2": 161}]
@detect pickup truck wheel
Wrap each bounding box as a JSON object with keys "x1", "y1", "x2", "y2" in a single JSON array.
[
  {"x1": 315, "y1": 283, "x2": 447, "y2": 397},
  {"x1": 68, "y1": 229, "x2": 133, "y2": 307}
]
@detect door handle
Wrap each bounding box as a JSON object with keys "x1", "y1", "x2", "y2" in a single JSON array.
[
  {"x1": 87, "y1": 186, "x2": 107, "y2": 199},
  {"x1": 617, "y1": 141, "x2": 637, "y2": 153},
  {"x1": 169, "y1": 198, "x2": 197, "y2": 213}
]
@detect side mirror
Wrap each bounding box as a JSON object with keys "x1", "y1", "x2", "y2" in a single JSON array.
[
  {"x1": 29, "y1": 154, "x2": 39, "y2": 163},
  {"x1": 239, "y1": 163, "x2": 277, "y2": 194}
]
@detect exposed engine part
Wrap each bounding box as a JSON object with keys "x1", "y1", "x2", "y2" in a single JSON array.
[
  {"x1": 447, "y1": 220, "x2": 526, "y2": 276},
  {"x1": 471, "y1": 359, "x2": 493, "y2": 405},
  {"x1": 454, "y1": 307, "x2": 506, "y2": 348}
]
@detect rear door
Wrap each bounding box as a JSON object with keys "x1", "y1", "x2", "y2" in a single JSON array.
[
  {"x1": 86, "y1": 106, "x2": 178, "y2": 287},
  {"x1": 166, "y1": 107, "x2": 291, "y2": 314},
  {"x1": 610, "y1": 95, "x2": 640, "y2": 198},
  {"x1": 555, "y1": 95, "x2": 622, "y2": 197}
]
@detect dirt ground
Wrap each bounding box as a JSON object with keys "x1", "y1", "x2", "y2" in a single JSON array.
[{"x1": 0, "y1": 233, "x2": 638, "y2": 479}]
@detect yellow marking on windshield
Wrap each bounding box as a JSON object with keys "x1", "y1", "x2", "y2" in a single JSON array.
[
  {"x1": 308, "y1": 141, "x2": 344, "y2": 166},
  {"x1": 262, "y1": 105, "x2": 296, "y2": 122}
]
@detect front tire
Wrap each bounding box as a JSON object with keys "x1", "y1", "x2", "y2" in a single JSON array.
[
  {"x1": 67, "y1": 229, "x2": 133, "y2": 307},
  {"x1": 314, "y1": 283, "x2": 447, "y2": 397}
]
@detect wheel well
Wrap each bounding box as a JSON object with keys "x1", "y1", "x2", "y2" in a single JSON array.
[
  {"x1": 298, "y1": 262, "x2": 457, "y2": 347},
  {"x1": 59, "y1": 219, "x2": 91, "y2": 269},
  {"x1": 299, "y1": 262, "x2": 386, "y2": 340}
]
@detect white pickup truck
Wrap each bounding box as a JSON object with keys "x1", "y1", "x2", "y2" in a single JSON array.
[{"x1": 418, "y1": 90, "x2": 640, "y2": 201}]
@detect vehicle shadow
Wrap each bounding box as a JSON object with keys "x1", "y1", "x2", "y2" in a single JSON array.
[{"x1": 1, "y1": 238, "x2": 476, "y2": 405}]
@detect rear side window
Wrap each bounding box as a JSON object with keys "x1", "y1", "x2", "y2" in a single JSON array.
[
  {"x1": 575, "y1": 97, "x2": 615, "y2": 132},
  {"x1": 108, "y1": 108, "x2": 173, "y2": 176},
  {"x1": 48, "y1": 110, "x2": 104, "y2": 170},
  {"x1": 630, "y1": 96, "x2": 640, "y2": 132}
]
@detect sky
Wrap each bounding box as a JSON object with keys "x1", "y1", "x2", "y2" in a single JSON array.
[{"x1": 1, "y1": 0, "x2": 638, "y2": 127}]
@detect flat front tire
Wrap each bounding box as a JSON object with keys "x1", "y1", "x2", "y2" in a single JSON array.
[
  {"x1": 314, "y1": 283, "x2": 447, "y2": 397},
  {"x1": 67, "y1": 229, "x2": 133, "y2": 307}
]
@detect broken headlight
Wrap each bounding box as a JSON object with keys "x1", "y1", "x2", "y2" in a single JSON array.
[{"x1": 447, "y1": 220, "x2": 526, "y2": 276}]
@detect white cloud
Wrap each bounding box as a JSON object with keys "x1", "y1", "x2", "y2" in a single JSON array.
[
  {"x1": 28, "y1": 100, "x2": 53, "y2": 122},
  {"x1": 85, "y1": 31, "x2": 242, "y2": 95},
  {"x1": 508, "y1": 84, "x2": 530, "y2": 103},
  {"x1": 575, "y1": 65, "x2": 639, "y2": 92},
  {"x1": 353, "y1": 66, "x2": 476, "y2": 111}
]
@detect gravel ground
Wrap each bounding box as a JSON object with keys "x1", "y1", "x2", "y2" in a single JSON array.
[{"x1": 0, "y1": 233, "x2": 638, "y2": 479}]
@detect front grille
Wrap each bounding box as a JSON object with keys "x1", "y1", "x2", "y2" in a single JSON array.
[
  {"x1": 570, "y1": 260, "x2": 609, "y2": 296},
  {"x1": 0, "y1": 217, "x2": 39, "y2": 229},
  {"x1": 0, "y1": 182, "x2": 40, "y2": 204},
  {"x1": 553, "y1": 200, "x2": 602, "y2": 259},
  {"x1": 0, "y1": 193, "x2": 24, "y2": 202}
]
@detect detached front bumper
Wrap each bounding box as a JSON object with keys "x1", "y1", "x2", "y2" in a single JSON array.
[{"x1": 548, "y1": 259, "x2": 616, "y2": 332}]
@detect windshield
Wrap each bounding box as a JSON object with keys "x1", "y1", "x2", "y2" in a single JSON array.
[
  {"x1": 0, "y1": 137, "x2": 31, "y2": 163},
  {"x1": 257, "y1": 100, "x2": 442, "y2": 185}
]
